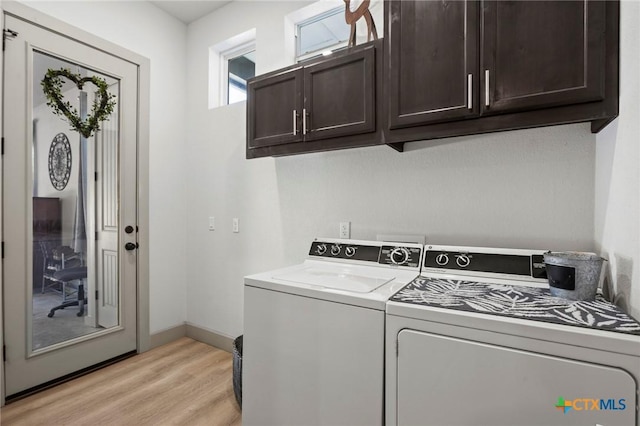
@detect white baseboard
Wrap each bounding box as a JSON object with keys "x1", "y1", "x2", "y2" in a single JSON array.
[
  {"x1": 186, "y1": 323, "x2": 235, "y2": 353},
  {"x1": 149, "y1": 324, "x2": 187, "y2": 349},
  {"x1": 149, "y1": 323, "x2": 236, "y2": 353}
]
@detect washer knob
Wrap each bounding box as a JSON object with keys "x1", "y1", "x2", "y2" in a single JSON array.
[
  {"x1": 456, "y1": 254, "x2": 471, "y2": 268},
  {"x1": 435, "y1": 253, "x2": 449, "y2": 266},
  {"x1": 345, "y1": 246, "x2": 356, "y2": 257},
  {"x1": 316, "y1": 244, "x2": 327, "y2": 255},
  {"x1": 331, "y1": 244, "x2": 341, "y2": 256},
  {"x1": 390, "y1": 247, "x2": 410, "y2": 265}
]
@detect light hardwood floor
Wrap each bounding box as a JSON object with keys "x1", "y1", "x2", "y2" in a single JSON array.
[{"x1": 0, "y1": 337, "x2": 242, "y2": 425}]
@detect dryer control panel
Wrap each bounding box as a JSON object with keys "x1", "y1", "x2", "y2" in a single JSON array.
[{"x1": 424, "y1": 248, "x2": 548, "y2": 279}]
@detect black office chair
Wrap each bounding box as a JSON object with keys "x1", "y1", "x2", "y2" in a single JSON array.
[
  {"x1": 40, "y1": 241, "x2": 82, "y2": 294},
  {"x1": 47, "y1": 266, "x2": 88, "y2": 318}
]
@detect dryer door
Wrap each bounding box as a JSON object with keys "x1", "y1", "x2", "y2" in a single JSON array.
[{"x1": 396, "y1": 330, "x2": 636, "y2": 426}]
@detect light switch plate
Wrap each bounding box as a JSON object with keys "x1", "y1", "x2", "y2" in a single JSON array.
[
  {"x1": 233, "y1": 218, "x2": 239, "y2": 233},
  {"x1": 339, "y1": 221, "x2": 350, "y2": 239}
]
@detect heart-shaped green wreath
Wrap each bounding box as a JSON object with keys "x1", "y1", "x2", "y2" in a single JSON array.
[{"x1": 41, "y1": 68, "x2": 116, "y2": 139}]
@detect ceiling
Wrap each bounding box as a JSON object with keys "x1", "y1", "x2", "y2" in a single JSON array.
[
  {"x1": 150, "y1": 0, "x2": 233, "y2": 24},
  {"x1": 32, "y1": 1, "x2": 234, "y2": 106}
]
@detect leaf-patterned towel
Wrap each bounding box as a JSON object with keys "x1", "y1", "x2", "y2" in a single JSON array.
[{"x1": 391, "y1": 277, "x2": 640, "y2": 335}]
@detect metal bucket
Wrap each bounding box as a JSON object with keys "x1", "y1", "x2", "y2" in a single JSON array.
[{"x1": 543, "y1": 252, "x2": 605, "y2": 301}]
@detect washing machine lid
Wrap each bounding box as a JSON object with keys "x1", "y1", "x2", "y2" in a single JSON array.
[
  {"x1": 245, "y1": 259, "x2": 420, "y2": 310},
  {"x1": 273, "y1": 265, "x2": 396, "y2": 293}
]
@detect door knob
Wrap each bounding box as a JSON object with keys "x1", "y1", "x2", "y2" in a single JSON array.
[
  {"x1": 124, "y1": 242, "x2": 138, "y2": 251},
  {"x1": 125, "y1": 225, "x2": 134, "y2": 234}
]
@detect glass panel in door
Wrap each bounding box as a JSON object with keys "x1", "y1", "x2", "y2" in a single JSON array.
[{"x1": 31, "y1": 51, "x2": 120, "y2": 351}]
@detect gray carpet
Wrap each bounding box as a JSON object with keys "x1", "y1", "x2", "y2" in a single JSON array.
[{"x1": 32, "y1": 291, "x2": 103, "y2": 350}]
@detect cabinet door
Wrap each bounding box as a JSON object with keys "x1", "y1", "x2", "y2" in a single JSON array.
[
  {"x1": 482, "y1": 1, "x2": 606, "y2": 114},
  {"x1": 303, "y1": 45, "x2": 376, "y2": 141},
  {"x1": 247, "y1": 68, "x2": 303, "y2": 149},
  {"x1": 387, "y1": 0, "x2": 479, "y2": 129}
]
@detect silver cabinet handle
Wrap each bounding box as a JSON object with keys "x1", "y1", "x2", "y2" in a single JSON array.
[
  {"x1": 303, "y1": 108, "x2": 307, "y2": 135},
  {"x1": 467, "y1": 74, "x2": 473, "y2": 110},
  {"x1": 293, "y1": 110, "x2": 297, "y2": 136},
  {"x1": 485, "y1": 69, "x2": 490, "y2": 107}
]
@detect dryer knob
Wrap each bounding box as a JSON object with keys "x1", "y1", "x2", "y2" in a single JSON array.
[
  {"x1": 456, "y1": 254, "x2": 471, "y2": 268},
  {"x1": 345, "y1": 246, "x2": 356, "y2": 257},
  {"x1": 316, "y1": 244, "x2": 327, "y2": 255},
  {"x1": 331, "y1": 244, "x2": 341, "y2": 256},
  {"x1": 435, "y1": 253, "x2": 449, "y2": 266},
  {"x1": 390, "y1": 247, "x2": 410, "y2": 265}
]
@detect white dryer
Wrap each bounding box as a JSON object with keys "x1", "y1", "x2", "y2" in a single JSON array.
[
  {"x1": 243, "y1": 238, "x2": 422, "y2": 426},
  {"x1": 386, "y1": 245, "x2": 640, "y2": 426}
]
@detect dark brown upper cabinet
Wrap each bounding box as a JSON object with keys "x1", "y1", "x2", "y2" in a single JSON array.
[
  {"x1": 247, "y1": 41, "x2": 381, "y2": 158},
  {"x1": 247, "y1": 68, "x2": 303, "y2": 149},
  {"x1": 482, "y1": 1, "x2": 605, "y2": 114},
  {"x1": 385, "y1": 0, "x2": 619, "y2": 149},
  {"x1": 304, "y1": 47, "x2": 376, "y2": 141},
  {"x1": 388, "y1": 0, "x2": 479, "y2": 129}
]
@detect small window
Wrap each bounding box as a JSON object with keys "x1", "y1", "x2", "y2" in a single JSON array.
[
  {"x1": 209, "y1": 29, "x2": 256, "y2": 109},
  {"x1": 296, "y1": 6, "x2": 350, "y2": 62},
  {"x1": 226, "y1": 50, "x2": 255, "y2": 104},
  {"x1": 222, "y1": 45, "x2": 255, "y2": 105}
]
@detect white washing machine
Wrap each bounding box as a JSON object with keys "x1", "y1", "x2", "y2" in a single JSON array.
[
  {"x1": 243, "y1": 238, "x2": 423, "y2": 426},
  {"x1": 386, "y1": 245, "x2": 640, "y2": 426}
]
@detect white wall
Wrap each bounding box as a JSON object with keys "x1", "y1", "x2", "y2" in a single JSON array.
[
  {"x1": 186, "y1": 0, "x2": 312, "y2": 338},
  {"x1": 22, "y1": 1, "x2": 189, "y2": 333},
  {"x1": 595, "y1": 1, "x2": 640, "y2": 320},
  {"x1": 186, "y1": 1, "x2": 597, "y2": 340}
]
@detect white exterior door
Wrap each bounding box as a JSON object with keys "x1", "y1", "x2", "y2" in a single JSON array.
[
  {"x1": 2, "y1": 13, "x2": 138, "y2": 397},
  {"x1": 96, "y1": 94, "x2": 120, "y2": 329}
]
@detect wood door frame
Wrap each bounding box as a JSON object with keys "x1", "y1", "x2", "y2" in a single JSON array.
[{"x1": 0, "y1": 1, "x2": 150, "y2": 405}]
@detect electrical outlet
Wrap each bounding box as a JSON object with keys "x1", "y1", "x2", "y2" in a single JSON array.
[
  {"x1": 233, "y1": 218, "x2": 239, "y2": 233},
  {"x1": 208, "y1": 216, "x2": 215, "y2": 231},
  {"x1": 339, "y1": 221, "x2": 351, "y2": 239}
]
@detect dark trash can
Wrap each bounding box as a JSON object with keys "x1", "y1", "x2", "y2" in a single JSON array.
[{"x1": 232, "y1": 335, "x2": 243, "y2": 408}]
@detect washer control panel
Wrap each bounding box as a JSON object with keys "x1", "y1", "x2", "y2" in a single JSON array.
[
  {"x1": 309, "y1": 241, "x2": 381, "y2": 262},
  {"x1": 379, "y1": 246, "x2": 421, "y2": 268},
  {"x1": 309, "y1": 240, "x2": 422, "y2": 268}
]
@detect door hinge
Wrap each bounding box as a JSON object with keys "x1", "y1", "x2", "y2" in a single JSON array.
[
  {"x1": 95, "y1": 290, "x2": 99, "y2": 300},
  {"x1": 94, "y1": 172, "x2": 98, "y2": 181},
  {"x1": 3, "y1": 29, "x2": 18, "y2": 51},
  {"x1": 95, "y1": 231, "x2": 99, "y2": 241},
  {"x1": 1, "y1": 137, "x2": 4, "y2": 155},
  {"x1": 3, "y1": 344, "x2": 6, "y2": 362},
  {"x1": 1, "y1": 241, "x2": 4, "y2": 259},
  {"x1": 396, "y1": 340, "x2": 399, "y2": 357}
]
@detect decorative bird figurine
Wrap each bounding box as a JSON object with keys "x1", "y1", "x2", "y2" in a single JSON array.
[{"x1": 343, "y1": 0, "x2": 378, "y2": 47}]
